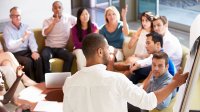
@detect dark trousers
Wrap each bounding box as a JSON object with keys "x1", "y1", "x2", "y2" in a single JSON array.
[
  {"x1": 128, "y1": 103, "x2": 141, "y2": 112},
  {"x1": 13, "y1": 50, "x2": 44, "y2": 82},
  {"x1": 41, "y1": 47, "x2": 74, "y2": 73},
  {"x1": 129, "y1": 66, "x2": 151, "y2": 84}
]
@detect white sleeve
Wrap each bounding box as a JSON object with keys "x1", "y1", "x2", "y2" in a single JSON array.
[
  {"x1": 117, "y1": 74, "x2": 157, "y2": 110},
  {"x1": 42, "y1": 19, "x2": 50, "y2": 36},
  {"x1": 136, "y1": 54, "x2": 153, "y2": 68}
]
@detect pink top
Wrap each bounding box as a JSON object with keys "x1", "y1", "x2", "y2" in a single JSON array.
[{"x1": 71, "y1": 23, "x2": 98, "y2": 49}]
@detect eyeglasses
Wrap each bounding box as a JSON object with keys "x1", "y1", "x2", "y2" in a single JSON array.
[{"x1": 10, "y1": 14, "x2": 21, "y2": 18}]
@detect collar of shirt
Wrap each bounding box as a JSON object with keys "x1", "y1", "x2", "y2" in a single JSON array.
[
  {"x1": 82, "y1": 64, "x2": 107, "y2": 72},
  {"x1": 9, "y1": 21, "x2": 22, "y2": 30},
  {"x1": 152, "y1": 71, "x2": 170, "y2": 84}
]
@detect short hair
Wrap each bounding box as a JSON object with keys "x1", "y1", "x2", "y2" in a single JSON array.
[
  {"x1": 82, "y1": 33, "x2": 106, "y2": 58},
  {"x1": 104, "y1": 6, "x2": 120, "y2": 23},
  {"x1": 153, "y1": 15, "x2": 168, "y2": 25},
  {"x1": 52, "y1": 1, "x2": 63, "y2": 7},
  {"x1": 146, "y1": 31, "x2": 163, "y2": 47},
  {"x1": 152, "y1": 52, "x2": 169, "y2": 65},
  {"x1": 9, "y1": 6, "x2": 20, "y2": 15}
]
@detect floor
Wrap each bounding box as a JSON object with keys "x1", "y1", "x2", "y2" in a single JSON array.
[{"x1": 72, "y1": 8, "x2": 190, "y2": 47}]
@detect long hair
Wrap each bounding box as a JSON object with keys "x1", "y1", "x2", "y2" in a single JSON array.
[
  {"x1": 76, "y1": 8, "x2": 92, "y2": 42},
  {"x1": 140, "y1": 11, "x2": 154, "y2": 31}
]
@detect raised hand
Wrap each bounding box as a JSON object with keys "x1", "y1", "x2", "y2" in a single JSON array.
[
  {"x1": 22, "y1": 29, "x2": 32, "y2": 42},
  {"x1": 53, "y1": 14, "x2": 60, "y2": 24},
  {"x1": 16, "y1": 66, "x2": 25, "y2": 78},
  {"x1": 172, "y1": 68, "x2": 189, "y2": 87},
  {"x1": 121, "y1": 5, "x2": 128, "y2": 20}
]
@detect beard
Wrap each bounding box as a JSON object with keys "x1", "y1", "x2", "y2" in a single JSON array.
[{"x1": 102, "y1": 52, "x2": 110, "y2": 66}]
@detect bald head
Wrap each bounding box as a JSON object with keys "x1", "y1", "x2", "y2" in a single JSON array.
[{"x1": 82, "y1": 33, "x2": 107, "y2": 59}]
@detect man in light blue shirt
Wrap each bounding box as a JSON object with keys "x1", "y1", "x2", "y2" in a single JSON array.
[
  {"x1": 142, "y1": 52, "x2": 177, "y2": 110},
  {"x1": 3, "y1": 7, "x2": 43, "y2": 82}
]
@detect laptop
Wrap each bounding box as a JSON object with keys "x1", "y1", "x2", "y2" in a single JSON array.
[{"x1": 45, "y1": 72, "x2": 71, "y2": 88}]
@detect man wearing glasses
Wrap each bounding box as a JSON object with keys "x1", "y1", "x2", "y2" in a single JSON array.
[{"x1": 3, "y1": 7, "x2": 43, "y2": 83}]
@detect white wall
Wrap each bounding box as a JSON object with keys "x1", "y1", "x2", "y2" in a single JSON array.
[{"x1": 0, "y1": 0, "x2": 71, "y2": 29}]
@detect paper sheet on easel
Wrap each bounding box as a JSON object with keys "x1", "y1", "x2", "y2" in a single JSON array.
[{"x1": 34, "y1": 101, "x2": 63, "y2": 112}]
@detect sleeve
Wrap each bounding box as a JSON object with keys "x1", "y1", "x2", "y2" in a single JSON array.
[
  {"x1": 3, "y1": 26, "x2": 23, "y2": 51},
  {"x1": 156, "y1": 82, "x2": 173, "y2": 110},
  {"x1": 42, "y1": 19, "x2": 50, "y2": 36},
  {"x1": 28, "y1": 30, "x2": 38, "y2": 52},
  {"x1": 163, "y1": 40, "x2": 174, "y2": 57},
  {"x1": 69, "y1": 15, "x2": 77, "y2": 28},
  {"x1": 71, "y1": 26, "x2": 81, "y2": 49},
  {"x1": 117, "y1": 74, "x2": 157, "y2": 110},
  {"x1": 63, "y1": 78, "x2": 73, "y2": 112},
  {"x1": 168, "y1": 58, "x2": 176, "y2": 76},
  {"x1": 156, "y1": 93, "x2": 172, "y2": 110},
  {"x1": 92, "y1": 23, "x2": 98, "y2": 32},
  {"x1": 136, "y1": 54, "x2": 153, "y2": 68}
]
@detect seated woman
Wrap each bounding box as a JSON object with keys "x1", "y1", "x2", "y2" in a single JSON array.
[
  {"x1": 0, "y1": 43, "x2": 36, "y2": 87},
  {"x1": 0, "y1": 66, "x2": 30, "y2": 112},
  {"x1": 127, "y1": 11, "x2": 154, "y2": 63},
  {"x1": 99, "y1": 5, "x2": 129, "y2": 62},
  {"x1": 71, "y1": 7, "x2": 98, "y2": 70},
  {"x1": 113, "y1": 11, "x2": 154, "y2": 72}
]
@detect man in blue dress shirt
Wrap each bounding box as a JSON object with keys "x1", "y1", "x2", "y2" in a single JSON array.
[{"x1": 3, "y1": 7, "x2": 43, "y2": 82}]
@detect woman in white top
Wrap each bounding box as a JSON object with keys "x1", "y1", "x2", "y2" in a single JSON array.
[{"x1": 126, "y1": 11, "x2": 154, "y2": 64}]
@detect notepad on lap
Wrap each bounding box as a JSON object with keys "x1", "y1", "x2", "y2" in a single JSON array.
[{"x1": 45, "y1": 72, "x2": 71, "y2": 88}]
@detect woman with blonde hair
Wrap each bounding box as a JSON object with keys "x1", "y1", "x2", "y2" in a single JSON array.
[{"x1": 99, "y1": 5, "x2": 129, "y2": 62}]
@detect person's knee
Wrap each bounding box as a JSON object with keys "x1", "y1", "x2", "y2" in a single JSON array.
[
  {"x1": 41, "y1": 48, "x2": 52, "y2": 59},
  {"x1": 1, "y1": 59, "x2": 12, "y2": 66},
  {"x1": 62, "y1": 52, "x2": 74, "y2": 61},
  {"x1": 23, "y1": 58, "x2": 33, "y2": 66}
]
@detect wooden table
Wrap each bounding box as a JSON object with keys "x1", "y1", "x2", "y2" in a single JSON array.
[{"x1": 17, "y1": 82, "x2": 63, "y2": 111}]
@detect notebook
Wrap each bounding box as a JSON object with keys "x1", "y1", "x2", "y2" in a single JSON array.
[{"x1": 45, "y1": 72, "x2": 71, "y2": 88}]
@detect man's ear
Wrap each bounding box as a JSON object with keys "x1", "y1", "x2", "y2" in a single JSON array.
[
  {"x1": 97, "y1": 48, "x2": 103, "y2": 57},
  {"x1": 156, "y1": 42, "x2": 161, "y2": 48},
  {"x1": 166, "y1": 63, "x2": 169, "y2": 70}
]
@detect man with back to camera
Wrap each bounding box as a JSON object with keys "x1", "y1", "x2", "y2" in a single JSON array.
[
  {"x1": 63, "y1": 33, "x2": 188, "y2": 112},
  {"x1": 3, "y1": 7, "x2": 43, "y2": 82},
  {"x1": 41, "y1": 1, "x2": 76, "y2": 73}
]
